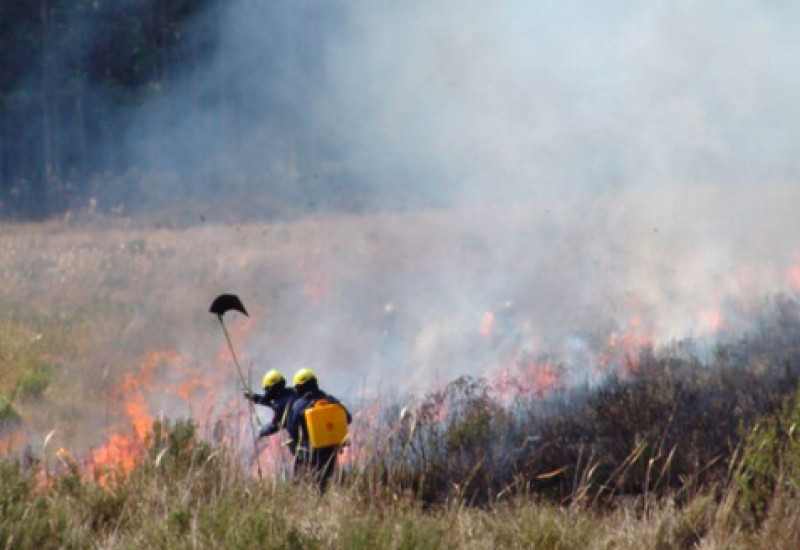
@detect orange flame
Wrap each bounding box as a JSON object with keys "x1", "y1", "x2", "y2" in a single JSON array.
[
  {"x1": 89, "y1": 350, "x2": 186, "y2": 478},
  {"x1": 3, "y1": 316, "x2": 290, "y2": 484},
  {"x1": 599, "y1": 315, "x2": 653, "y2": 377},
  {"x1": 520, "y1": 358, "x2": 561, "y2": 396},
  {"x1": 489, "y1": 355, "x2": 562, "y2": 403},
  {"x1": 91, "y1": 433, "x2": 142, "y2": 474},
  {"x1": 85, "y1": 345, "x2": 265, "y2": 482}
]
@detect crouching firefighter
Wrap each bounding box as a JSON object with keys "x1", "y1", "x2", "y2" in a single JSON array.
[
  {"x1": 244, "y1": 369, "x2": 297, "y2": 439},
  {"x1": 286, "y1": 367, "x2": 352, "y2": 492}
]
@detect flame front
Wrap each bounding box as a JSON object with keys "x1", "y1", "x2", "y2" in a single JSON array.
[
  {"x1": 90, "y1": 350, "x2": 184, "y2": 478},
  {"x1": 599, "y1": 315, "x2": 654, "y2": 377},
  {"x1": 81, "y1": 314, "x2": 293, "y2": 482}
]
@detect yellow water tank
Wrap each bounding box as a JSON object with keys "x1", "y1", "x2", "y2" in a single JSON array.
[{"x1": 304, "y1": 399, "x2": 348, "y2": 448}]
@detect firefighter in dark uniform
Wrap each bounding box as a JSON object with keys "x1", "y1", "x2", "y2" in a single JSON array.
[
  {"x1": 286, "y1": 367, "x2": 352, "y2": 492},
  {"x1": 244, "y1": 369, "x2": 297, "y2": 439}
]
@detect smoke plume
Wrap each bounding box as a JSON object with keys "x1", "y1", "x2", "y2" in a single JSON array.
[
  {"x1": 4, "y1": 1, "x2": 800, "y2": 453},
  {"x1": 135, "y1": 0, "x2": 800, "y2": 396}
]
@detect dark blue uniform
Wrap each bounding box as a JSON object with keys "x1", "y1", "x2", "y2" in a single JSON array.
[
  {"x1": 286, "y1": 389, "x2": 352, "y2": 491},
  {"x1": 249, "y1": 387, "x2": 297, "y2": 438}
]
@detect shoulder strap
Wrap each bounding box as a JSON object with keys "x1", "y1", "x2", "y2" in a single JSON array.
[{"x1": 278, "y1": 403, "x2": 291, "y2": 429}]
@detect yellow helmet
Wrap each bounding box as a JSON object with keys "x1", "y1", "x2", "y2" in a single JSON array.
[
  {"x1": 293, "y1": 367, "x2": 316, "y2": 387},
  {"x1": 262, "y1": 369, "x2": 285, "y2": 390}
]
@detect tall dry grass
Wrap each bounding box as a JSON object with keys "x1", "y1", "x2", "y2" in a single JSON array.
[
  {"x1": 4, "y1": 218, "x2": 800, "y2": 548},
  {"x1": 3, "y1": 416, "x2": 800, "y2": 550}
]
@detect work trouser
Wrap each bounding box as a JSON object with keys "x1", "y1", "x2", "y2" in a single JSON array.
[{"x1": 293, "y1": 446, "x2": 339, "y2": 492}]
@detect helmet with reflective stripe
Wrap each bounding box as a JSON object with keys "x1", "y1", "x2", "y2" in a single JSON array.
[
  {"x1": 293, "y1": 367, "x2": 316, "y2": 387},
  {"x1": 262, "y1": 369, "x2": 285, "y2": 390}
]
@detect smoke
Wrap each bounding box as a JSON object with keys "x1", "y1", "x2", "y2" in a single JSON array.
[
  {"x1": 5, "y1": 1, "x2": 800, "y2": 212},
  {"x1": 123, "y1": 1, "x2": 800, "y2": 209},
  {"x1": 330, "y1": 0, "x2": 800, "y2": 202},
  {"x1": 6, "y1": 1, "x2": 800, "y2": 453},
  {"x1": 114, "y1": 0, "x2": 800, "y2": 397}
]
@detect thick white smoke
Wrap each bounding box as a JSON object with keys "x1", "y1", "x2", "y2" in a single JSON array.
[
  {"x1": 6, "y1": 1, "x2": 800, "y2": 459},
  {"x1": 16, "y1": 0, "x2": 800, "y2": 404},
  {"x1": 135, "y1": 0, "x2": 800, "y2": 399},
  {"x1": 318, "y1": 0, "x2": 800, "y2": 201}
]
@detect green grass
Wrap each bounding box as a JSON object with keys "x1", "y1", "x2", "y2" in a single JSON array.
[
  {"x1": 0, "y1": 318, "x2": 50, "y2": 395},
  {"x1": 0, "y1": 394, "x2": 20, "y2": 426}
]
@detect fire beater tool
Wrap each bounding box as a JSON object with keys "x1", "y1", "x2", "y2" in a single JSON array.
[
  {"x1": 209, "y1": 293, "x2": 263, "y2": 479},
  {"x1": 209, "y1": 294, "x2": 251, "y2": 393}
]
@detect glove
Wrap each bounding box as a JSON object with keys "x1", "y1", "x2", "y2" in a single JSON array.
[{"x1": 243, "y1": 391, "x2": 254, "y2": 401}]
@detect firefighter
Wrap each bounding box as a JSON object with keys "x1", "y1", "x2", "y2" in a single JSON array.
[
  {"x1": 286, "y1": 367, "x2": 352, "y2": 492},
  {"x1": 244, "y1": 369, "x2": 297, "y2": 439}
]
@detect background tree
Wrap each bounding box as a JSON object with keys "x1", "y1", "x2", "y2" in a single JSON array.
[{"x1": 0, "y1": 0, "x2": 217, "y2": 220}]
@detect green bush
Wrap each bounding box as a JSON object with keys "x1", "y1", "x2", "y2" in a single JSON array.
[
  {"x1": 735, "y1": 385, "x2": 800, "y2": 525},
  {"x1": 339, "y1": 513, "x2": 453, "y2": 550},
  {"x1": 195, "y1": 494, "x2": 317, "y2": 550},
  {"x1": 0, "y1": 394, "x2": 20, "y2": 425},
  {"x1": 0, "y1": 459, "x2": 88, "y2": 550},
  {"x1": 146, "y1": 418, "x2": 215, "y2": 475},
  {"x1": 0, "y1": 458, "x2": 33, "y2": 518},
  {"x1": 14, "y1": 361, "x2": 53, "y2": 401},
  {"x1": 382, "y1": 376, "x2": 516, "y2": 505},
  {"x1": 82, "y1": 483, "x2": 130, "y2": 534}
]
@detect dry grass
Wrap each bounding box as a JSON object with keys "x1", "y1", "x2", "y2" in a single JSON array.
[
  {"x1": 0, "y1": 210, "x2": 552, "y2": 452},
  {"x1": 2, "y1": 430, "x2": 800, "y2": 550},
  {"x1": 4, "y1": 214, "x2": 800, "y2": 548}
]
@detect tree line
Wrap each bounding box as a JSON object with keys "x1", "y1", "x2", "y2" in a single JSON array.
[{"x1": 0, "y1": 0, "x2": 217, "y2": 220}]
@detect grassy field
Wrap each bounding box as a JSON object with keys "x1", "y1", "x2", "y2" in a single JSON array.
[
  {"x1": 3, "y1": 414, "x2": 800, "y2": 550},
  {"x1": 2, "y1": 211, "x2": 800, "y2": 548}
]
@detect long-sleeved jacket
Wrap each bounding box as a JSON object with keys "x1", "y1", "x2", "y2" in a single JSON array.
[
  {"x1": 249, "y1": 387, "x2": 297, "y2": 438},
  {"x1": 286, "y1": 389, "x2": 352, "y2": 452}
]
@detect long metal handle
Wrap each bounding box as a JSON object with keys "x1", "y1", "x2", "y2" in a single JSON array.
[{"x1": 217, "y1": 316, "x2": 263, "y2": 480}]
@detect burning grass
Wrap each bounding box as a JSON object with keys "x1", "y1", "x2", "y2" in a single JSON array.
[
  {"x1": 4, "y1": 214, "x2": 800, "y2": 547},
  {"x1": 330, "y1": 295, "x2": 800, "y2": 511},
  {"x1": 4, "y1": 300, "x2": 800, "y2": 547}
]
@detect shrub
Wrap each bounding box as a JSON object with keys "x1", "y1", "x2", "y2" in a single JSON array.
[
  {"x1": 145, "y1": 418, "x2": 215, "y2": 475},
  {"x1": 14, "y1": 361, "x2": 53, "y2": 401},
  {"x1": 0, "y1": 394, "x2": 20, "y2": 426},
  {"x1": 0, "y1": 458, "x2": 88, "y2": 550},
  {"x1": 359, "y1": 297, "x2": 800, "y2": 507},
  {"x1": 735, "y1": 385, "x2": 800, "y2": 526},
  {"x1": 365, "y1": 376, "x2": 517, "y2": 505}
]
